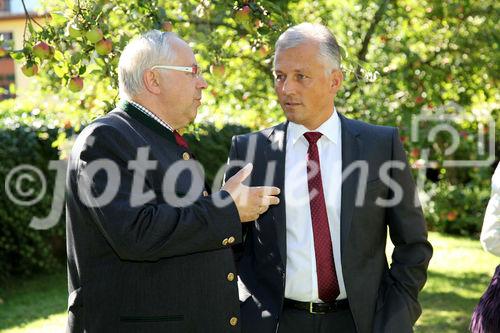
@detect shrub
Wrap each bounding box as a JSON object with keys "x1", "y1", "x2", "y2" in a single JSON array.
[
  {"x1": 423, "y1": 179, "x2": 492, "y2": 236},
  {"x1": 185, "y1": 123, "x2": 251, "y2": 187},
  {"x1": 0, "y1": 126, "x2": 65, "y2": 281}
]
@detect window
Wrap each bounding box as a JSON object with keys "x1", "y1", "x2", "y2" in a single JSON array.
[{"x1": 0, "y1": 32, "x2": 14, "y2": 100}]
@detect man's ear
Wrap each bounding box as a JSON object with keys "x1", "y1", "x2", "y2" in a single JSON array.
[
  {"x1": 143, "y1": 69, "x2": 161, "y2": 95},
  {"x1": 330, "y1": 69, "x2": 343, "y2": 94}
]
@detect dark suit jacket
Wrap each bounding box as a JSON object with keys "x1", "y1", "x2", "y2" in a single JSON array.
[
  {"x1": 225, "y1": 113, "x2": 433, "y2": 333},
  {"x1": 66, "y1": 101, "x2": 242, "y2": 332}
]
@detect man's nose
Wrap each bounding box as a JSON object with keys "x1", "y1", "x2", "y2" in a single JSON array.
[
  {"x1": 197, "y1": 76, "x2": 208, "y2": 89},
  {"x1": 280, "y1": 78, "x2": 296, "y2": 95}
]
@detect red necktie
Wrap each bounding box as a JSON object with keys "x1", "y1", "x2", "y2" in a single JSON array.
[
  {"x1": 303, "y1": 132, "x2": 340, "y2": 302},
  {"x1": 173, "y1": 130, "x2": 189, "y2": 150}
]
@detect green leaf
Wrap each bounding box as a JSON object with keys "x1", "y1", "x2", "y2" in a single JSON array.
[
  {"x1": 9, "y1": 51, "x2": 25, "y2": 61},
  {"x1": 53, "y1": 50, "x2": 64, "y2": 62},
  {"x1": 51, "y1": 12, "x2": 67, "y2": 25},
  {"x1": 86, "y1": 63, "x2": 100, "y2": 73},
  {"x1": 70, "y1": 53, "x2": 81, "y2": 65},
  {"x1": 53, "y1": 65, "x2": 67, "y2": 78},
  {"x1": 27, "y1": 23, "x2": 35, "y2": 36},
  {"x1": 64, "y1": 0, "x2": 75, "y2": 10},
  {"x1": 79, "y1": 65, "x2": 86, "y2": 75}
]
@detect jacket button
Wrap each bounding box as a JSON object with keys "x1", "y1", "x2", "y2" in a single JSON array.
[
  {"x1": 227, "y1": 272, "x2": 235, "y2": 282},
  {"x1": 182, "y1": 152, "x2": 190, "y2": 160},
  {"x1": 229, "y1": 317, "x2": 238, "y2": 326},
  {"x1": 227, "y1": 236, "x2": 235, "y2": 244},
  {"x1": 222, "y1": 238, "x2": 229, "y2": 246}
]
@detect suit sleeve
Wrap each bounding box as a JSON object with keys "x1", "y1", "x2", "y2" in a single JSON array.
[
  {"x1": 73, "y1": 125, "x2": 241, "y2": 261},
  {"x1": 375, "y1": 128, "x2": 433, "y2": 329},
  {"x1": 224, "y1": 135, "x2": 250, "y2": 263}
]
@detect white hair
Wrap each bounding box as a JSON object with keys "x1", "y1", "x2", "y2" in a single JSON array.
[
  {"x1": 274, "y1": 23, "x2": 341, "y2": 73},
  {"x1": 118, "y1": 30, "x2": 179, "y2": 99}
]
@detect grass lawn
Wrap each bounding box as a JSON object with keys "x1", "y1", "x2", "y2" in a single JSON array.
[
  {"x1": 0, "y1": 231, "x2": 497, "y2": 332},
  {"x1": 0, "y1": 270, "x2": 67, "y2": 333}
]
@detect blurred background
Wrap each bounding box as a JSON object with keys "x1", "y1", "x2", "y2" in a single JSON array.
[{"x1": 0, "y1": 0, "x2": 498, "y2": 332}]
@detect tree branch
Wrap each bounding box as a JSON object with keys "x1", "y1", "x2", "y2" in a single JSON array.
[
  {"x1": 345, "y1": 0, "x2": 393, "y2": 100},
  {"x1": 21, "y1": 0, "x2": 44, "y2": 29}
]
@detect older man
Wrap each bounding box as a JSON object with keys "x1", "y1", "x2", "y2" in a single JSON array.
[
  {"x1": 225, "y1": 23, "x2": 433, "y2": 333},
  {"x1": 66, "y1": 30, "x2": 280, "y2": 332}
]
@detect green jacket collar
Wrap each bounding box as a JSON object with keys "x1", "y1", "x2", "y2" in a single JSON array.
[{"x1": 117, "y1": 100, "x2": 176, "y2": 144}]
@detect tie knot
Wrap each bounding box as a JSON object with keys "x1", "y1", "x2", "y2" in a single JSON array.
[{"x1": 304, "y1": 132, "x2": 322, "y2": 145}]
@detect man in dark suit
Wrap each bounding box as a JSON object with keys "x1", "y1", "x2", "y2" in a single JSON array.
[
  {"x1": 225, "y1": 23, "x2": 433, "y2": 333},
  {"x1": 65, "y1": 30, "x2": 280, "y2": 332}
]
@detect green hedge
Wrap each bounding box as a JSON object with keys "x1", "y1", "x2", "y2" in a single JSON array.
[
  {"x1": 423, "y1": 176, "x2": 494, "y2": 236},
  {"x1": 0, "y1": 127, "x2": 65, "y2": 282},
  {"x1": 184, "y1": 123, "x2": 251, "y2": 186},
  {"x1": 0, "y1": 122, "x2": 250, "y2": 280}
]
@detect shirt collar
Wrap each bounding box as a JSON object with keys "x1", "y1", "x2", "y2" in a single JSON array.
[
  {"x1": 287, "y1": 107, "x2": 341, "y2": 146},
  {"x1": 128, "y1": 100, "x2": 174, "y2": 132}
]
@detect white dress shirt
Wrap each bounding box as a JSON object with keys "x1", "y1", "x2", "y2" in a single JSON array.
[
  {"x1": 284, "y1": 109, "x2": 347, "y2": 302},
  {"x1": 480, "y1": 165, "x2": 500, "y2": 256}
]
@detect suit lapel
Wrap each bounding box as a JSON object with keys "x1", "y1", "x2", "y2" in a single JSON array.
[
  {"x1": 338, "y1": 113, "x2": 361, "y2": 257},
  {"x1": 263, "y1": 122, "x2": 288, "y2": 269}
]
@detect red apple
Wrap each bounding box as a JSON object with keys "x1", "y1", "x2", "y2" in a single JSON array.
[
  {"x1": 410, "y1": 148, "x2": 420, "y2": 158},
  {"x1": 32, "y1": 41, "x2": 51, "y2": 59},
  {"x1": 258, "y1": 45, "x2": 269, "y2": 57},
  {"x1": 447, "y1": 211, "x2": 458, "y2": 221},
  {"x1": 85, "y1": 28, "x2": 103, "y2": 43},
  {"x1": 210, "y1": 64, "x2": 225, "y2": 77},
  {"x1": 95, "y1": 38, "x2": 113, "y2": 56},
  {"x1": 21, "y1": 63, "x2": 38, "y2": 77},
  {"x1": 162, "y1": 21, "x2": 173, "y2": 32},
  {"x1": 68, "y1": 76, "x2": 84, "y2": 92},
  {"x1": 235, "y1": 6, "x2": 251, "y2": 24},
  {"x1": 415, "y1": 96, "x2": 424, "y2": 104}
]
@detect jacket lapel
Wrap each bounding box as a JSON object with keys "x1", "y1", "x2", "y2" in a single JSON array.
[
  {"x1": 338, "y1": 113, "x2": 361, "y2": 256},
  {"x1": 263, "y1": 122, "x2": 288, "y2": 269}
]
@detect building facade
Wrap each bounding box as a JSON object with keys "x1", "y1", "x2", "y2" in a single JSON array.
[{"x1": 0, "y1": 0, "x2": 43, "y2": 99}]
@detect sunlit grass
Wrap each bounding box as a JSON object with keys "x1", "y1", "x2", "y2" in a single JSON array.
[
  {"x1": 0, "y1": 271, "x2": 67, "y2": 333},
  {"x1": 415, "y1": 232, "x2": 498, "y2": 332},
  {"x1": 0, "y1": 232, "x2": 497, "y2": 332}
]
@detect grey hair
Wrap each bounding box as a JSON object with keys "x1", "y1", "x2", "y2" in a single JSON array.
[
  {"x1": 118, "y1": 30, "x2": 179, "y2": 99},
  {"x1": 274, "y1": 23, "x2": 341, "y2": 73}
]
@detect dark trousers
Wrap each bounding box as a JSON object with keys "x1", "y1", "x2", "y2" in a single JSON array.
[{"x1": 277, "y1": 306, "x2": 357, "y2": 333}]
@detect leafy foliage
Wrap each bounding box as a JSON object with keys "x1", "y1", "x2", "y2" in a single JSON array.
[{"x1": 0, "y1": 124, "x2": 65, "y2": 281}]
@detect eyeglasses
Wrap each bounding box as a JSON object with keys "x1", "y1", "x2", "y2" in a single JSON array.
[{"x1": 151, "y1": 65, "x2": 203, "y2": 77}]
